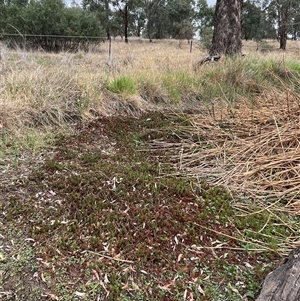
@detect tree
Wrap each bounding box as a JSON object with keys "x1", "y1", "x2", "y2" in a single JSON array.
[
  {"x1": 64, "y1": 7, "x2": 104, "y2": 37},
  {"x1": 131, "y1": 6, "x2": 146, "y2": 36},
  {"x1": 24, "y1": 0, "x2": 67, "y2": 35},
  {"x1": 290, "y1": 11, "x2": 300, "y2": 40},
  {"x1": 257, "y1": 6, "x2": 277, "y2": 39},
  {"x1": 82, "y1": 0, "x2": 111, "y2": 39},
  {"x1": 3, "y1": 0, "x2": 30, "y2": 34},
  {"x1": 209, "y1": 0, "x2": 243, "y2": 57},
  {"x1": 111, "y1": 0, "x2": 143, "y2": 42},
  {"x1": 148, "y1": 1, "x2": 169, "y2": 38},
  {"x1": 276, "y1": 0, "x2": 294, "y2": 49},
  {"x1": 0, "y1": 0, "x2": 104, "y2": 51},
  {"x1": 144, "y1": 0, "x2": 164, "y2": 41},
  {"x1": 0, "y1": 0, "x2": 7, "y2": 32},
  {"x1": 242, "y1": 0, "x2": 262, "y2": 40},
  {"x1": 263, "y1": 0, "x2": 299, "y2": 50},
  {"x1": 194, "y1": 0, "x2": 214, "y2": 39},
  {"x1": 166, "y1": 0, "x2": 194, "y2": 38}
]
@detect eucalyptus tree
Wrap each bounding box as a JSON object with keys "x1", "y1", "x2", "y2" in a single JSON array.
[
  {"x1": 111, "y1": 0, "x2": 144, "y2": 42},
  {"x1": 2, "y1": 0, "x2": 30, "y2": 33},
  {"x1": 131, "y1": 5, "x2": 146, "y2": 36},
  {"x1": 147, "y1": 1, "x2": 168, "y2": 38},
  {"x1": 194, "y1": 0, "x2": 214, "y2": 38},
  {"x1": 242, "y1": 0, "x2": 262, "y2": 40},
  {"x1": 167, "y1": 0, "x2": 194, "y2": 38},
  {"x1": 24, "y1": 0, "x2": 67, "y2": 35},
  {"x1": 64, "y1": 6, "x2": 104, "y2": 36},
  {"x1": 275, "y1": 0, "x2": 295, "y2": 49},
  {"x1": 0, "y1": 0, "x2": 7, "y2": 32},
  {"x1": 263, "y1": 0, "x2": 299, "y2": 50},
  {"x1": 209, "y1": 0, "x2": 243, "y2": 57},
  {"x1": 290, "y1": 11, "x2": 300, "y2": 40},
  {"x1": 144, "y1": 0, "x2": 164, "y2": 41},
  {"x1": 82, "y1": 0, "x2": 111, "y2": 39}
]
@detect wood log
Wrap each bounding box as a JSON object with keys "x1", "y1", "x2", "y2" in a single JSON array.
[
  {"x1": 256, "y1": 246, "x2": 300, "y2": 301},
  {"x1": 198, "y1": 55, "x2": 221, "y2": 65}
]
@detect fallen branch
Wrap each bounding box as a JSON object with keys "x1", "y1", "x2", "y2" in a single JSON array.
[{"x1": 195, "y1": 55, "x2": 221, "y2": 68}]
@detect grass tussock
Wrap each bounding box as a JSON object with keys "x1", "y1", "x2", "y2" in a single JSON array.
[{"x1": 105, "y1": 75, "x2": 136, "y2": 95}]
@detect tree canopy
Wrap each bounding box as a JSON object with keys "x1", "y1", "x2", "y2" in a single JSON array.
[{"x1": 0, "y1": 0, "x2": 299, "y2": 50}]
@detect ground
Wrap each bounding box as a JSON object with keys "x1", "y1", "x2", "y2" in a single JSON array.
[{"x1": 0, "y1": 112, "x2": 280, "y2": 301}]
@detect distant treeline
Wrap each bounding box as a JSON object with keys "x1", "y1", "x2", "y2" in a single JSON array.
[
  {"x1": 0, "y1": 34, "x2": 106, "y2": 52},
  {"x1": 1, "y1": 0, "x2": 299, "y2": 52}
]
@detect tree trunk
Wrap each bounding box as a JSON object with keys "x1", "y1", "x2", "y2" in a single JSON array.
[
  {"x1": 256, "y1": 246, "x2": 300, "y2": 301},
  {"x1": 209, "y1": 0, "x2": 242, "y2": 57},
  {"x1": 124, "y1": 3, "x2": 128, "y2": 43},
  {"x1": 105, "y1": 0, "x2": 110, "y2": 40},
  {"x1": 147, "y1": 10, "x2": 152, "y2": 41},
  {"x1": 279, "y1": 27, "x2": 287, "y2": 50},
  {"x1": 277, "y1": 1, "x2": 293, "y2": 51}
]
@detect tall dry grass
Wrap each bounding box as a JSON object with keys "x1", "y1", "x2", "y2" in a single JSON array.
[{"x1": 0, "y1": 38, "x2": 300, "y2": 152}]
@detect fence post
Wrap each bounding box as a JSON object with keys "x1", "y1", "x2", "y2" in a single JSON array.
[{"x1": 108, "y1": 37, "x2": 112, "y2": 63}]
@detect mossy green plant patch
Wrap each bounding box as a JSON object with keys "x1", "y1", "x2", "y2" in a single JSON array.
[{"x1": 1, "y1": 112, "x2": 288, "y2": 301}]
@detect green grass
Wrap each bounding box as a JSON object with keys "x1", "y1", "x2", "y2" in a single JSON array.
[{"x1": 106, "y1": 75, "x2": 137, "y2": 95}]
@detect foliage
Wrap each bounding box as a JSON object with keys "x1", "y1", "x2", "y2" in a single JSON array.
[
  {"x1": 290, "y1": 12, "x2": 300, "y2": 40},
  {"x1": 261, "y1": 0, "x2": 300, "y2": 49},
  {"x1": 0, "y1": 0, "x2": 105, "y2": 50},
  {"x1": 82, "y1": 0, "x2": 111, "y2": 38},
  {"x1": 2, "y1": 43, "x2": 300, "y2": 300},
  {"x1": 194, "y1": 0, "x2": 214, "y2": 38},
  {"x1": 1, "y1": 0, "x2": 300, "y2": 49},
  {"x1": 200, "y1": 26, "x2": 213, "y2": 51},
  {"x1": 242, "y1": 0, "x2": 262, "y2": 40},
  {"x1": 1, "y1": 111, "x2": 286, "y2": 300}
]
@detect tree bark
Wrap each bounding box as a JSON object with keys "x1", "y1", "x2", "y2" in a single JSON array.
[
  {"x1": 256, "y1": 246, "x2": 300, "y2": 301},
  {"x1": 124, "y1": 3, "x2": 129, "y2": 43},
  {"x1": 209, "y1": 0, "x2": 243, "y2": 57},
  {"x1": 105, "y1": 0, "x2": 111, "y2": 40},
  {"x1": 277, "y1": 0, "x2": 293, "y2": 50}
]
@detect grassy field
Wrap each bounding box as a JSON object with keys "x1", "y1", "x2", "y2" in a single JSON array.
[{"x1": 1, "y1": 38, "x2": 300, "y2": 300}]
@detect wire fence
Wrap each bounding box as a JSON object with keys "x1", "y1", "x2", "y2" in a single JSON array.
[
  {"x1": 1, "y1": 33, "x2": 299, "y2": 53},
  {"x1": 0, "y1": 33, "x2": 108, "y2": 52}
]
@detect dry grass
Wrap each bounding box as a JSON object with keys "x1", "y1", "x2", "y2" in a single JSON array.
[
  {"x1": 147, "y1": 54, "x2": 300, "y2": 255},
  {"x1": 0, "y1": 39, "x2": 202, "y2": 133},
  {"x1": 166, "y1": 77, "x2": 300, "y2": 210},
  {"x1": 1, "y1": 38, "x2": 300, "y2": 131}
]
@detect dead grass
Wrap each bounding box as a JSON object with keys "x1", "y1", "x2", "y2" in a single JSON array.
[
  {"x1": 149, "y1": 64, "x2": 300, "y2": 255},
  {"x1": 1, "y1": 38, "x2": 300, "y2": 133}
]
